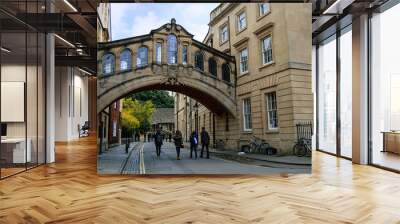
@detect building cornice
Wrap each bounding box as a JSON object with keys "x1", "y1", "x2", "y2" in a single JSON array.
[{"x1": 208, "y1": 3, "x2": 239, "y2": 27}]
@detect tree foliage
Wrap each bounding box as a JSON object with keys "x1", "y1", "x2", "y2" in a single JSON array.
[
  {"x1": 130, "y1": 90, "x2": 174, "y2": 108},
  {"x1": 121, "y1": 98, "x2": 155, "y2": 135}
]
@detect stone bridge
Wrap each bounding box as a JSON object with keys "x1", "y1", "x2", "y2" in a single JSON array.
[{"x1": 97, "y1": 19, "x2": 237, "y2": 116}]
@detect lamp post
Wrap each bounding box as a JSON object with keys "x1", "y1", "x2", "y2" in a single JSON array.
[{"x1": 194, "y1": 102, "x2": 199, "y2": 134}]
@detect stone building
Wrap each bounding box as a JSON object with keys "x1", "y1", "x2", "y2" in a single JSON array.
[
  {"x1": 151, "y1": 108, "x2": 175, "y2": 134},
  {"x1": 175, "y1": 3, "x2": 313, "y2": 153},
  {"x1": 97, "y1": 18, "x2": 236, "y2": 150}
]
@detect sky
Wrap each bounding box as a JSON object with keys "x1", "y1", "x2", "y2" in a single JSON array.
[{"x1": 110, "y1": 3, "x2": 219, "y2": 42}]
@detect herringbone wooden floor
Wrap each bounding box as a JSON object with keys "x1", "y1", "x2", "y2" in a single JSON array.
[{"x1": 1, "y1": 136, "x2": 400, "y2": 224}]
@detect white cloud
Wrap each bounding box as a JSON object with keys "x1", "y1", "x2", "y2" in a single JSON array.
[
  {"x1": 131, "y1": 11, "x2": 165, "y2": 37},
  {"x1": 111, "y1": 4, "x2": 138, "y2": 40},
  {"x1": 111, "y1": 3, "x2": 218, "y2": 41}
]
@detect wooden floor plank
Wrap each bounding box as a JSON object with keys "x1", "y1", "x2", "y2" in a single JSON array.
[{"x1": 0, "y1": 136, "x2": 400, "y2": 223}]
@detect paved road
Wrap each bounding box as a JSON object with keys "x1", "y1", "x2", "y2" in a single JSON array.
[{"x1": 139, "y1": 142, "x2": 309, "y2": 174}]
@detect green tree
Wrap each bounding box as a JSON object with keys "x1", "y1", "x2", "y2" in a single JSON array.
[
  {"x1": 121, "y1": 98, "x2": 155, "y2": 136},
  {"x1": 130, "y1": 90, "x2": 174, "y2": 108}
]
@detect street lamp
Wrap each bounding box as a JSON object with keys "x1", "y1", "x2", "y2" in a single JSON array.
[{"x1": 194, "y1": 102, "x2": 199, "y2": 134}]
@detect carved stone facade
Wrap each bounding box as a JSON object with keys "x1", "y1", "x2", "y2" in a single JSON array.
[
  {"x1": 176, "y1": 3, "x2": 313, "y2": 153},
  {"x1": 97, "y1": 19, "x2": 237, "y2": 140}
]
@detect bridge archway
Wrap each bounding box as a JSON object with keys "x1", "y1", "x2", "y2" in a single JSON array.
[{"x1": 97, "y1": 19, "x2": 237, "y2": 116}]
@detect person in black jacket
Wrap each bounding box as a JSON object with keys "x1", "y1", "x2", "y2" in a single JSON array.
[
  {"x1": 189, "y1": 131, "x2": 198, "y2": 159},
  {"x1": 200, "y1": 127, "x2": 210, "y2": 159},
  {"x1": 153, "y1": 128, "x2": 163, "y2": 157},
  {"x1": 173, "y1": 130, "x2": 183, "y2": 160}
]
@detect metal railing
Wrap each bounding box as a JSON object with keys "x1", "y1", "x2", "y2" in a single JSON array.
[{"x1": 296, "y1": 121, "x2": 313, "y2": 147}]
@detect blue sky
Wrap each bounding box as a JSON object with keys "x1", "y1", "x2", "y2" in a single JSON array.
[{"x1": 110, "y1": 3, "x2": 219, "y2": 42}]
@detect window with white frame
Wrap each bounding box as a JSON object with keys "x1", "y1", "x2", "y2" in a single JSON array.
[
  {"x1": 239, "y1": 48, "x2": 248, "y2": 74},
  {"x1": 237, "y1": 11, "x2": 246, "y2": 32},
  {"x1": 155, "y1": 42, "x2": 162, "y2": 64},
  {"x1": 220, "y1": 25, "x2": 228, "y2": 43},
  {"x1": 266, "y1": 92, "x2": 278, "y2": 129},
  {"x1": 243, "y1": 98, "x2": 252, "y2": 131},
  {"x1": 259, "y1": 3, "x2": 270, "y2": 16},
  {"x1": 262, "y1": 36, "x2": 273, "y2": 64}
]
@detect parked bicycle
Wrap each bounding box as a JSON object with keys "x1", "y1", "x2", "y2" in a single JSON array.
[
  {"x1": 292, "y1": 138, "x2": 312, "y2": 157},
  {"x1": 292, "y1": 121, "x2": 312, "y2": 157},
  {"x1": 241, "y1": 136, "x2": 277, "y2": 155}
]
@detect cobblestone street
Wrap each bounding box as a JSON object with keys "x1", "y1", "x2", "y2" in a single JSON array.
[{"x1": 98, "y1": 142, "x2": 310, "y2": 174}]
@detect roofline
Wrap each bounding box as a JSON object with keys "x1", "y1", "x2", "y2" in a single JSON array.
[
  {"x1": 98, "y1": 34, "x2": 151, "y2": 49},
  {"x1": 192, "y1": 39, "x2": 235, "y2": 62},
  {"x1": 98, "y1": 20, "x2": 194, "y2": 50}
]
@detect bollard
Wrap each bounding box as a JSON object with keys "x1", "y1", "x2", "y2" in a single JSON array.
[{"x1": 125, "y1": 139, "x2": 129, "y2": 153}]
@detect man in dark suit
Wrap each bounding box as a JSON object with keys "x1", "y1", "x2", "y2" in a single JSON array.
[{"x1": 200, "y1": 127, "x2": 210, "y2": 159}]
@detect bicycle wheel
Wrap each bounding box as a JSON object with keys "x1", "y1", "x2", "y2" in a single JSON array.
[
  {"x1": 293, "y1": 144, "x2": 306, "y2": 157},
  {"x1": 305, "y1": 145, "x2": 312, "y2": 157},
  {"x1": 241, "y1": 145, "x2": 251, "y2": 153}
]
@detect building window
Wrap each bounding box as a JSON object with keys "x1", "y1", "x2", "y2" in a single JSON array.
[
  {"x1": 237, "y1": 11, "x2": 246, "y2": 32},
  {"x1": 137, "y1": 47, "x2": 148, "y2": 67},
  {"x1": 243, "y1": 98, "x2": 252, "y2": 131},
  {"x1": 207, "y1": 38, "x2": 213, "y2": 47},
  {"x1": 220, "y1": 25, "x2": 228, "y2": 43},
  {"x1": 194, "y1": 51, "x2": 204, "y2": 71},
  {"x1": 120, "y1": 49, "x2": 132, "y2": 71},
  {"x1": 167, "y1": 34, "x2": 177, "y2": 64},
  {"x1": 262, "y1": 36, "x2": 273, "y2": 65},
  {"x1": 208, "y1": 58, "x2": 217, "y2": 77},
  {"x1": 266, "y1": 92, "x2": 278, "y2": 129},
  {"x1": 239, "y1": 48, "x2": 248, "y2": 74},
  {"x1": 182, "y1": 45, "x2": 188, "y2": 65},
  {"x1": 102, "y1": 53, "x2": 114, "y2": 75},
  {"x1": 222, "y1": 63, "x2": 230, "y2": 82},
  {"x1": 155, "y1": 42, "x2": 162, "y2": 64},
  {"x1": 259, "y1": 3, "x2": 270, "y2": 16}
]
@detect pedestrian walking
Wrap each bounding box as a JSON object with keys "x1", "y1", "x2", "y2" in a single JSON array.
[
  {"x1": 173, "y1": 130, "x2": 183, "y2": 160},
  {"x1": 200, "y1": 127, "x2": 210, "y2": 159},
  {"x1": 189, "y1": 131, "x2": 198, "y2": 159},
  {"x1": 154, "y1": 128, "x2": 163, "y2": 157}
]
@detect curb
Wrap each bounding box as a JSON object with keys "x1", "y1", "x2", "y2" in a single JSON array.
[{"x1": 182, "y1": 143, "x2": 311, "y2": 166}]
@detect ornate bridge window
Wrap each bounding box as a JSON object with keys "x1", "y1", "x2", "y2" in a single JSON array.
[
  {"x1": 194, "y1": 51, "x2": 204, "y2": 71},
  {"x1": 182, "y1": 45, "x2": 188, "y2": 65},
  {"x1": 102, "y1": 53, "x2": 115, "y2": 75},
  {"x1": 155, "y1": 42, "x2": 162, "y2": 64},
  {"x1": 222, "y1": 63, "x2": 230, "y2": 82},
  {"x1": 208, "y1": 58, "x2": 217, "y2": 77},
  {"x1": 167, "y1": 34, "x2": 177, "y2": 64},
  {"x1": 137, "y1": 47, "x2": 148, "y2": 67},
  {"x1": 120, "y1": 49, "x2": 132, "y2": 71}
]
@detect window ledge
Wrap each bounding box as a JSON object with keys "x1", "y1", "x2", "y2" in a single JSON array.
[
  {"x1": 265, "y1": 129, "x2": 279, "y2": 134},
  {"x1": 236, "y1": 27, "x2": 247, "y2": 36},
  {"x1": 259, "y1": 61, "x2": 275, "y2": 70},
  {"x1": 242, "y1": 130, "x2": 252, "y2": 134},
  {"x1": 219, "y1": 39, "x2": 229, "y2": 47},
  {"x1": 256, "y1": 11, "x2": 271, "y2": 22},
  {"x1": 135, "y1": 65, "x2": 148, "y2": 70},
  {"x1": 238, "y1": 71, "x2": 249, "y2": 77},
  {"x1": 117, "y1": 69, "x2": 132, "y2": 74}
]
